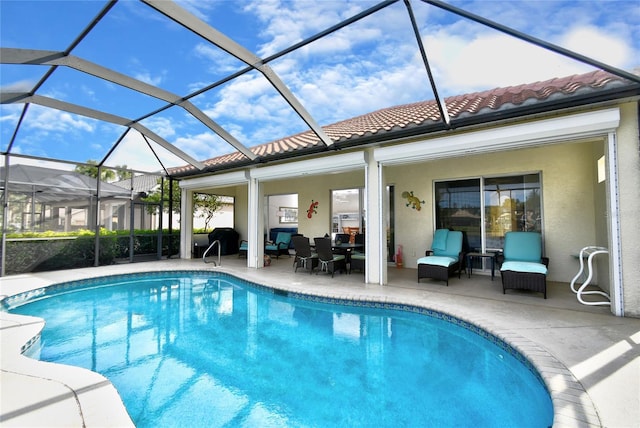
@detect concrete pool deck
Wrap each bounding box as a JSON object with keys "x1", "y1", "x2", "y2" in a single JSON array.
[{"x1": 1, "y1": 257, "x2": 639, "y2": 427}]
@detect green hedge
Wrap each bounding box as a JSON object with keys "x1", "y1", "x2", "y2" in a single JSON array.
[{"x1": 2, "y1": 229, "x2": 181, "y2": 275}]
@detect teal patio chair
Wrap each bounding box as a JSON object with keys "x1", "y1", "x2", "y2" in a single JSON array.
[
  {"x1": 265, "y1": 232, "x2": 292, "y2": 258},
  {"x1": 238, "y1": 240, "x2": 248, "y2": 258},
  {"x1": 417, "y1": 229, "x2": 464, "y2": 286},
  {"x1": 498, "y1": 231, "x2": 549, "y2": 298}
]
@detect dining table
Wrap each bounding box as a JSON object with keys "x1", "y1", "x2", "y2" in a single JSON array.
[{"x1": 330, "y1": 242, "x2": 363, "y2": 265}]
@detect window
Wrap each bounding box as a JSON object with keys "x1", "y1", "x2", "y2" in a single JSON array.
[
  {"x1": 435, "y1": 173, "x2": 542, "y2": 253},
  {"x1": 484, "y1": 174, "x2": 541, "y2": 250},
  {"x1": 597, "y1": 155, "x2": 606, "y2": 183},
  {"x1": 331, "y1": 188, "x2": 364, "y2": 242}
]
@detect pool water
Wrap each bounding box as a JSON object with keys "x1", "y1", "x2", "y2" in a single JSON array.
[{"x1": 7, "y1": 271, "x2": 553, "y2": 427}]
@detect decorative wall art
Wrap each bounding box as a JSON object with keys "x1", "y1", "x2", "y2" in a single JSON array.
[
  {"x1": 278, "y1": 207, "x2": 298, "y2": 223},
  {"x1": 307, "y1": 200, "x2": 319, "y2": 218},
  {"x1": 402, "y1": 191, "x2": 425, "y2": 211}
]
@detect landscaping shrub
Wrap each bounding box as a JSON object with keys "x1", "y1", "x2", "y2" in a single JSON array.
[{"x1": 1, "y1": 229, "x2": 180, "y2": 275}]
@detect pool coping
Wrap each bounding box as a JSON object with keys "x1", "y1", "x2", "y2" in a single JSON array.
[{"x1": 1, "y1": 267, "x2": 601, "y2": 427}]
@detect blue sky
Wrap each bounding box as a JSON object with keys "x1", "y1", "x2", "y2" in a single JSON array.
[{"x1": 1, "y1": 0, "x2": 639, "y2": 173}]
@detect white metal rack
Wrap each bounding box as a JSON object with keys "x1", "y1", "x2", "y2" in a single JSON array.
[{"x1": 570, "y1": 246, "x2": 610, "y2": 306}]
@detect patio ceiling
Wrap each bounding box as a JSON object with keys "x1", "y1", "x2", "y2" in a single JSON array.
[{"x1": 1, "y1": 0, "x2": 638, "y2": 176}]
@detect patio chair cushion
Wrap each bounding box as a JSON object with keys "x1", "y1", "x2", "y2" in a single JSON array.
[
  {"x1": 502, "y1": 231, "x2": 542, "y2": 262},
  {"x1": 432, "y1": 229, "x2": 449, "y2": 251},
  {"x1": 501, "y1": 261, "x2": 547, "y2": 275},
  {"x1": 433, "y1": 231, "x2": 463, "y2": 259},
  {"x1": 275, "y1": 232, "x2": 292, "y2": 245},
  {"x1": 266, "y1": 232, "x2": 291, "y2": 251},
  {"x1": 417, "y1": 256, "x2": 457, "y2": 267}
]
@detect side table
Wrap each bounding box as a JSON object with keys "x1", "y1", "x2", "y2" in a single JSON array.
[{"x1": 466, "y1": 252, "x2": 496, "y2": 280}]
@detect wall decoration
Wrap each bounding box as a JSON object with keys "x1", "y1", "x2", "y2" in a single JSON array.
[
  {"x1": 402, "y1": 191, "x2": 425, "y2": 211},
  {"x1": 278, "y1": 207, "x2": 298, "y2": 223},
  {"x1": 307, "y1": 200, "x2": 319, "y2": 218}
]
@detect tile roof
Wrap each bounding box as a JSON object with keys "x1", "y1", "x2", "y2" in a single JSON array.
[
  {"x1": 111, "y1": 174, "x2": 160, "y2": 194},
  {"x1": 172, "y1": 69, "x2": 636, "y2": 177}
]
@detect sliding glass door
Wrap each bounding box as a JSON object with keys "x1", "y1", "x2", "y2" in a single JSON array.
[
  {"x1": 435, "y1": 173, "x2": 542, "y2": 255},
  {"x1": 484, "y1": 174, "x2": 542, "y2": 250},
  {"x1": 434, "y1": 179, "x2": 481, "y2": 252}
]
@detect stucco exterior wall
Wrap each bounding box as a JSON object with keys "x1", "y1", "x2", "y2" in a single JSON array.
[
  {"x1": 616, "y1": 102, "x2": 640, "y2": 317},
  {"x1": 231, "y1": 185, "x2": 249, "y2": 242},
  {"x1": 262, "y1": 172, "x2": 365, "y2": 241},
  {"x1": 226, "y1": 171, "x2": 365, "y2": 251},
  {"x1": 385, "y1": 140, "x2": 600, "y2": 284}
]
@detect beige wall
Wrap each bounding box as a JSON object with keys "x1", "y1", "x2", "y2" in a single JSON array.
[
  {"x1": 592, "y1": 141, "x2": 609, "y2": 290},
  {"x1": 385, "y1": 140, "x2": 602, "y2": 283},
  {"x1": 230, "y1": 172, "x2": 365, "y2": 246},
  {"x1": 616, "y1": 102, "x2": 640, "y2": 316},
  {"x1": 232, "y1": 185, "x2": 249, "y2": 242},
  {"x1": 261, "y1": 172, "x2": 365, "y2": 241}
]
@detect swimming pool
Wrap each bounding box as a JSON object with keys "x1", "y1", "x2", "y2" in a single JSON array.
[{"x1": 5, "y1": 270, "x2": 553, "y2": 427}]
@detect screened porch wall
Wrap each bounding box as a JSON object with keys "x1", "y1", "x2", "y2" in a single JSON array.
[{"x1": 0, "y1": 164, "x2": 178, "y2": 275}]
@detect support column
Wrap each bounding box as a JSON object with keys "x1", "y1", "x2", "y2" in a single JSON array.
[
  {"x1": 1, "y1": 155, "x2": 10, "y2": 277},
  {"x1": 606, "y1": 131, "x2": 624, "y2": 316},
  {"x1": 94, "y1": 167, "x2": 102, "y2": 267},
  {"x1": 180, "y1": 187, "x2": 194, "y2": 259},
  {"x1": 365, "y1": 149, "x2": 386, "y2": 285},
  {"x1": 129, "y1": 175, "x2": 135, "y2": 262},
  {"x1": 247, "y1": 176, "x2": 264, "y2": 268},
  {"x1": 65, "y1": 207, "x2": 72, "y2": 232}
]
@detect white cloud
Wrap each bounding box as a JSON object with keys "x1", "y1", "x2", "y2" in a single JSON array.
[
  {"x1": 203, "y1": 73, "x2": 284, "y2": 122},
  {"x1": 106, "y1": 132, "x2": 176, "y2": 172},
  {"x1": 290, "y1": 59, "x2": 427, "y2": 122},
  {"x1": 25, "y1": 105, "x2": 95, "y2": 133},
  {"x1": 420, "y1": 22, "x2": 636, "y2": 95},
  {"x1": 560, "y1": 26, "x2": 632, "y2": 68},
  {"x1": 174, "y1": 132, "x2": 230, "y2": 160},
  {"x1": 0, "y1": 79, "x2": 36, "y2": 93},
  {"x1": 246, "y1": 0, "x2": 379, "y2": 57},
  {"x1": 134, "y1": 70, "x2": 165, "y2": 86},
  {"x1": 140, "y1": 116, "x2": 177, "y2": 139},
  {"x1": 0, "y1": 103, "x2": 22, "y2": 126},
  {"x1": 174, "y1": 0, "x2": 219, "y2": 22},
  {"x1": 193, "y1": 43, "x2": 245, "y2": 74},
  {"x1": 80, "y1": 84, "x2": 96, "y2": 100}
]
